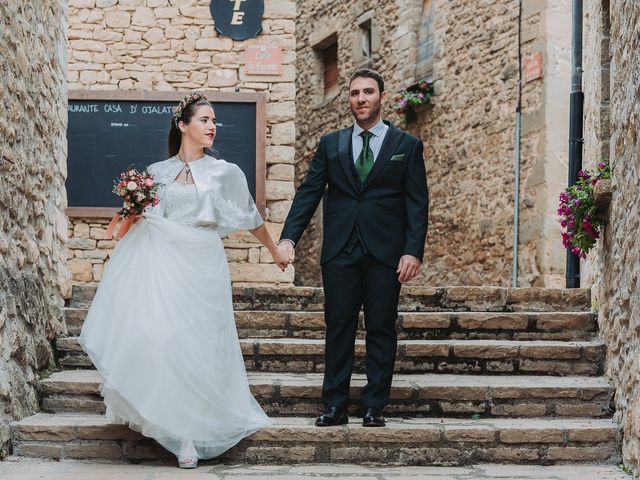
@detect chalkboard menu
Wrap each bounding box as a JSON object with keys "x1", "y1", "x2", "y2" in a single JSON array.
[{"x1": 66, "y1": 91, "x2": 266, "y2": 217}]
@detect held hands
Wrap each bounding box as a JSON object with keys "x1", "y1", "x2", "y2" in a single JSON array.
[
  {"x1": 397, "y1": 255, "x2": 421, "y2": 283},
  {"x1": 272, "y1": 240, "x2": 295, "y2": 271}
]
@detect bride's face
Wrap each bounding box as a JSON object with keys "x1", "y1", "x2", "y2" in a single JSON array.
[{"x1": 180, "y1": 105, "x2": 217, "y2": 149}]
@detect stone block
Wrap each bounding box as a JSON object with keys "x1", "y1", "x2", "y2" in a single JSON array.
[
  {"x1": 453, "y1": 344, "x2": 518, "y2": 359},
  {"x1": 490, "y1": 403, "x2": 547, "y2": 417},
  {"x1": 457, "y1": 313, "x2": 529, "y2": 330},
  {"x1": 546, "y1": 446, "x2": 613, "y2": 461},
  {"x1": 270, "y1": 121, "x2": 296, "y2": 145},
  {"x1": 556, "y1": 403, "x2": 605, "y2": 417},
  {"x1": 266, "y1": 180, "x2": 295, "y2": 201},
  {"x1": 267, "y1": 101, "x2": 296, "y2": 123},
  {"x1": 484, "y1": 447, "x2": 540, "y2": 461},
  {"x1": 105, "y1": 10, "x2": 131, "y2": 28},
  {"x1": 270, "y1": 83, "x2": 296, "y2": 101},
  {"x1": 63, "y1": 441, "x2": 122, "y2": 459},
  {"x1": 420, "y1": 386, "x2": 487, "y2": 400},
  {"x1": 568, "y1": 427, "x2": 616, "y2": 443},
  {"x1": 228, "y1": 263, "x2": 294, "y2": 284},
  {"x1": 68, "y1": 238, "x2": 96, "y2": 250},
  {"x1": 207, "y1": 69, "x2": 238, "y2": 87},
  {"x1": 264, "y1": 0, "x2": 296, "y2": 19},
  {"x1": 268, "y1": 164, "x2": 295, "y2": 181},
  {"x1": 500, "y1": 428, "x2": 564, "y2": 443},
  {"x1": 196, "y1": 38, "x2": 234, "y2": 51},
  {"x1": 400, "y1": 313, "x2": 451, "y2": 329},
  {"x1": 179, "y1": 6, "x2": 211, "y2": 19},
  {"x1": 444, "y1": 426, "x2": 495, "y2": 443},
  {"x1": 266, "y1": 145, "x2": 295, "y2": 164},
  {"x1": 13, "y1": 443, "x2": 62, "y2": 459},
  {"x1": 267, "y1": 200, "x2": 293, "y2": 223},
  {"x1": 67, "y1": 258, "x2": 94, "y2": 282},
  {"x1": 132, "y1": 6, "x2": 156, "y2": 26}
]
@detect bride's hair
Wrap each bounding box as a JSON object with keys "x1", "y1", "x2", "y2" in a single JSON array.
[{"x1": 168, "y1": 91, "x2": 213, "y2": 157}]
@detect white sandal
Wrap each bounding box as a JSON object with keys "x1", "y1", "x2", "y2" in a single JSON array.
[{"x1": 178, "y1": 456, "x2": 198, "y2": 469}]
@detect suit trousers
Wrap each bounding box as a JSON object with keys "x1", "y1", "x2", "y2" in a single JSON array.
[{"x1": 321, "y1": 232, "x2": 402, "y2": 411}]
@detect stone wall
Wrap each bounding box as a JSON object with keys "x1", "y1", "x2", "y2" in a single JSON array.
[
  {"x1": 66, "y1": 0, "x2": 296, "y2": 285},
  {"x1": 583, "y1": 0, "x2": 640, "y2": 474},
  {"x1": 0, "y1": 1, "x2": 70, "y2": 457},
  {"x1": 294, "y1": 0, "x2": 571, "y2": 287}
]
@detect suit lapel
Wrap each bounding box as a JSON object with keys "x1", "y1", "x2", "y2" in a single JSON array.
[
  {"x1": 362, "y1": 122, "x2": 405, "y2": 190},
  {"x1": 337, "y1": 127, "x2": 360, "y2": 192}
]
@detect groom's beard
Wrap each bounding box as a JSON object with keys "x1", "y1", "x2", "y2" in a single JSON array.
[{"x1": 351, "y1": 102, "x2": 382, "y2": 125}]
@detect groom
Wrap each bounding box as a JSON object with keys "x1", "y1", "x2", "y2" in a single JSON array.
[{"x1": 278, "y1": 69, "x2": 429, "y2": 427}]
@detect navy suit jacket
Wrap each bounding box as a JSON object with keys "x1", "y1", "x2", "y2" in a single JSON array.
[{"x1": 280, "y1": 121, "x2": 429, "y2": 267}]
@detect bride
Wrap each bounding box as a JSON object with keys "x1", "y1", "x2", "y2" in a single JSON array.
[{"x1": 79, "y1": 91, "x2": 289, "y2": 468}]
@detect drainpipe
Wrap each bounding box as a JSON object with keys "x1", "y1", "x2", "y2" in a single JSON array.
[
  {"x1": 512, "y1": 0, "x2": 522, "y2": 288},
  {"x1": 566, "y1": 0, "x2": 584, "y2": 288}
]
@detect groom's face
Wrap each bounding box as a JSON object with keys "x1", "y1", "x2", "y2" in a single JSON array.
[{"x1": 349, "y1": 77, "x2": 386, "y2": 126}]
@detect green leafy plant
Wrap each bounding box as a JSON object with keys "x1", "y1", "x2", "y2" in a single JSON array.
[
  {"x1": 558, "y1": 160, "x2": 611, "y2": 258},
  {"x1": 393, "y1": 80, "x2": 434, "y2": 124}
]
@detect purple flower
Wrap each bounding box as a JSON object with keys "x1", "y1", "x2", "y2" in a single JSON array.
[
  {"x1": 598, "y1": 162, "x2": 606, "y2": 169},
  {"x1": 578, "y1": 170, "x2": 589, "y2": 178}
]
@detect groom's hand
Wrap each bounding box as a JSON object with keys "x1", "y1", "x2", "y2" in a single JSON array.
[
  {"x1": 397, "y1": 255, "x2": 420, "y2": 283},
  {"x1": 278, "y1": 240, "x2": 295, "y2": 263}
]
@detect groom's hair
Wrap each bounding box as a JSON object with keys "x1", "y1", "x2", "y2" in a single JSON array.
[{"x1": 349, "y1": 68, "x2": 385, "y2": 94}]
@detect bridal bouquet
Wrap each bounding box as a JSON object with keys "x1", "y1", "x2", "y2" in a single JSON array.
[{"x1": 105, "y1": 167, "x2": 161, "y2": 239}]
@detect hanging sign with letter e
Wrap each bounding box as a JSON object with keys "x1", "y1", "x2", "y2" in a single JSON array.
[{"x1": 210, "y1": 0, "x2": 264, "y2": 40}]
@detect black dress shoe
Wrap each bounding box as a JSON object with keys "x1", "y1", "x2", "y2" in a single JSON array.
[
  {"x1": 362, "y1": 407, "x2": 385, "y2": 427},
  {"x1": 315, "y1": 406, "x2": 348, "y2": 426}
]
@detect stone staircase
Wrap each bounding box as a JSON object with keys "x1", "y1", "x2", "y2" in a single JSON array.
[{"x1": 10, "y1": 285, "x2": 621, "y2": 465}]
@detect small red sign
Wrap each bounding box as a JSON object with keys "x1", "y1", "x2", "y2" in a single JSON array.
[
  {"x1": 524, "y1": 51, "x2": 543, "y2": 83},
  {"x1": 244, "y1": 45, "x2": 283, "y2": 75}
]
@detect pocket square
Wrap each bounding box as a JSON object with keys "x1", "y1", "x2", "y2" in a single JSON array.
[{"x1": 390, "y1": 154, "x2": 405, "y2": 162}]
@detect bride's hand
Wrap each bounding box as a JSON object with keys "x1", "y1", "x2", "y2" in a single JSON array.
[{"x1": 272, "y1": 245, "x2": 290, "y2": 271}]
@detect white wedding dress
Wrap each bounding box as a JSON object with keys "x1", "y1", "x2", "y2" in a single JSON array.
[{"x1": 79, "y1": 159, "x2": 273, "y2": 460}]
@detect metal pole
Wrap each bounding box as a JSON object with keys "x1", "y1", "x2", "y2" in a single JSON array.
[
  {"x1": 566, "y1": 0, "x2": 584, "y2": 288},
  {"x1": 512, "y1": 0, "x2": 522, "y2": 288}
]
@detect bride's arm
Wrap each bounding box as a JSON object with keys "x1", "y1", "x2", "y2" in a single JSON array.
[{"x1": 249, "y1": 224, "x2": 289, "y2": 271}]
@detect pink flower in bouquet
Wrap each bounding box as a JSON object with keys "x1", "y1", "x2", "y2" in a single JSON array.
[
  {"x1": 127, "y1": 181, "x2": 138, "y2": 191},
  {"x1": 144, "y1": 178, "x2": 153, "y2": 187}
]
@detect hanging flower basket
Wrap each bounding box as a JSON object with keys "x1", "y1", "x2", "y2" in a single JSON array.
[
  {"x1": 393, "y1": 80, "x2": 434, "y2": 124},
  {"x1": 557, "y1": 161, "x2": 611, "y2": 258}
]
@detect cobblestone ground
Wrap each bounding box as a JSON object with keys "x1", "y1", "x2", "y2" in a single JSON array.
[{"x1": 0, "y1": 459, "x2": 633, "y2": 479}]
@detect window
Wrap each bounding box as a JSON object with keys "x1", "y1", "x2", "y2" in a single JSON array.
[
  {"x1": 415, "y1": 0, "x2": 435, "y2": 79},
  {"x1": 322, "y1": 42, "x2": 339, "y2": 98},
  {"x1": 360, "y1": 20, "x2": 372, "y2": 61}
]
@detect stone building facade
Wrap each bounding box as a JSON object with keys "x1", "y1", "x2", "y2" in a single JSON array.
[
  {"x1": 583, "y1": 0, "x2": 640, "y2": 474},
  {"x1": 294, "y1": 0, "x2": 572, "y2": 287},
  {"x1": 0, "y1": 2, "x2": 70, "y2": 456},
  {"x1": 65, "y1": 0, "x2": 296, "y2": 286}
]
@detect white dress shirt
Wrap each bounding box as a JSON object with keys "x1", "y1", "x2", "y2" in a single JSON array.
[{"x1": 352, "y1": 119, "x2": 389, "y2": 163}]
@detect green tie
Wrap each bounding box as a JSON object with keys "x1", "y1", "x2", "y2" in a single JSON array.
[{"x1": 356, "y1": 130, "x2": 374, "y2": 182}]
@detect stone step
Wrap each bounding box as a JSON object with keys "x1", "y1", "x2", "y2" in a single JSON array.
[
  {"x1": 55, "y1": 337, "x2": 605, "y2": 376},
  {"x1": 11, "y1": 413, "x2": 621, "y2": 465},
  {"x1": 0, "y1": 459, "x2": 634, "y2": 480},
  {"x1": 69, "y1": 284, "x2": 591, "y2": 312},
  {"x1": 63, "y1": 308, "x2": 597, "y2": 340},
  {"x1": 39, "y1": 370, "x2": 614, "y2": 418}
]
